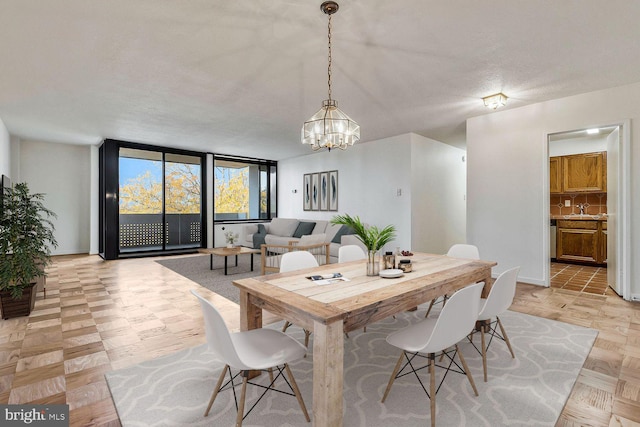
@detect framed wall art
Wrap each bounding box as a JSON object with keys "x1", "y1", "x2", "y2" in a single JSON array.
[
  {"x1": 303, "y1": 174, "x2": 312, "y2": 211},
  {"x1": 311, "y1": 173, "x2": 319, "y2": 211},
  {"x1": 329, "y1": 170, "x2": 338, "y2": 211},
  {"x1": 320, "y1": 172, "x2": 329, "y2": 210}
]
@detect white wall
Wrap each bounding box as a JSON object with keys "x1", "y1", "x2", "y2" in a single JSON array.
[
  {"x1": 0, "y1": 118, "x2": 9, "y2": 178},
  {"x1": 467, "y1": 81, "x2": 639, "y2": 298},
  {"x1": 278, "y1": 133, "x2": 466, "y2": 254},
  {"x1": 279, "y1": 134, "x2": 412, "y2": 251},
  {"x1": 410, "y1": 134, "x2": 466, "y2": 254},
  {"x1": 17, "y1": 140, "x2": 92, "y2": 255}
]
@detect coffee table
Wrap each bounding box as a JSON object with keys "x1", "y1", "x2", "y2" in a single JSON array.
[{"x1": 198, "y1": 247, "x2": 260, "y2": 275}]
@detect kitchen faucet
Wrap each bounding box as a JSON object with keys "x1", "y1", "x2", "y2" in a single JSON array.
[{"x1": 576, "y1": 203, "x2": 586, "y2": 215}]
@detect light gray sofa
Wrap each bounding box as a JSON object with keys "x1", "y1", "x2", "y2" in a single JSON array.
[{"x1": 242, "y1": 218, "x2": 363, "y2": 263}]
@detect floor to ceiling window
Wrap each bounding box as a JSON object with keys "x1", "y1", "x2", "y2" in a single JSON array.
[
  {"x1": 213, "y1": 155, "x2": 277, "y2": 221},
  {"x1": 99, "y1": 140, "x2": 205, "y2": 259}
]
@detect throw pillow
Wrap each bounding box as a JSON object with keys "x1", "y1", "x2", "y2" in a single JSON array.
[
  {"x1": 253, "y1": 223, "x2": 267, "y2": 249},
  {"x1": 331, "y1": 225, "x2": 355, "y2": 244},
  {"x1": 293, "y1": 221, "x2": 316, "y2": 238},
  {"x1": 269, "y1": 218, "x2": 299, "y2": 237}
]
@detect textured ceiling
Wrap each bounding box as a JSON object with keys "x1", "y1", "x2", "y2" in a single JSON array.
[{"x1": 2, "y1": 1, "x2": 640, "y2": 160}]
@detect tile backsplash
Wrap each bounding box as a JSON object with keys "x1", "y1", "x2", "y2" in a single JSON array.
[{"x1": 550, "y1": 193, "x2": 607, "y2": 216}]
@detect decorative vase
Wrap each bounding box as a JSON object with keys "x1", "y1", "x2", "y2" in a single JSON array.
[{"x1": 366, "y1": 250, "x2": 379, "y2": 276}]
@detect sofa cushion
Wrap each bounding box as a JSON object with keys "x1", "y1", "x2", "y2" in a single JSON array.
[
  {"x1": 265, "y1": 234, "x2": 297, "y2": 246},
  {"x1": 331, "y1": 225, "x2": 355, "y2": 244},
  {"x1": 293, "y1": 221, "x2": 316, "y2": 238},
  {"x1": 269, "y1": 218, "x2": 299, "y2": 237},
  {"x1": 299, "y1": 233, "x2": 326, "y2": 246},
  {"x1": 311, "y1": 220, "x2": 328, "y2": 234}
]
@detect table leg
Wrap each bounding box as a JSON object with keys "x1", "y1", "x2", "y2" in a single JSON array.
[
  {"x1": 210, "y1": 254, "x2": 213, "y2": 270},
  {"x1": 240, "y1": 290, "x2": 262, "y2": 332},
  {"x1": 235, "y1": 255, "x2": 238, "y2": 267},
  {"x1": 480, "y1": 269, "x2": 493, "y2": 298},
  {"x1": 240, "y1": 290, "x2": 263, "y2": 379},
  {"x1": 224, "y1": 256, "x2": 228, "y2": 275},
  {"x1": 313, "y1": 320, "x2": 344, "y2": 427},
  {"x1": 250, "y1": 253, "x2": 254, "y2": 272}
]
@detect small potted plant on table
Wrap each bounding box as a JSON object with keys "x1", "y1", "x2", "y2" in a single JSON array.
[
  {"x1": 331, "y1": 214, "x2": 396, "y2": 276},
  {"x1": 224, "y1": 231, "x2": 239, "y2": 248},
  {"x1": 0, "y1": 182, "x2": 57, "y2": 319}
]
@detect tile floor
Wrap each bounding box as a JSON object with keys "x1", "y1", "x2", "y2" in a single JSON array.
[{"x1": 550, "y1": 262, "x2": 611, "y2": 296}]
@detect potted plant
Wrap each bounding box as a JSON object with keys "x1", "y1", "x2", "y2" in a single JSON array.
[
  {"x1": 331, "y1": 214, "x2": 396, "y2": 276},
  {"x1": 224, "y1": 231, "x2": 239, "y2": 248},
  {"x1": 0, "y1": 182, "x2": 57, "y2": 319}
]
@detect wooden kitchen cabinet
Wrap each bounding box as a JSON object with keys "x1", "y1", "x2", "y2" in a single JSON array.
[
  {"x1": 550, "y1": 157, "x2": 562, "y2": 194},
  {"x1": 561, "y1": 152, "x2": 606, "y2": 192},
  {"x1": 556, "y1": 219, "x2": 606, "y2": 265},
  {"x1": 550, "y1": 151, "x2": 606, "y2": 194}
]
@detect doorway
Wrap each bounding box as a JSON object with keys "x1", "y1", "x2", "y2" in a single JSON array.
[{"x1": 546, "y1": 121, "x2": 630, "y2": 300}]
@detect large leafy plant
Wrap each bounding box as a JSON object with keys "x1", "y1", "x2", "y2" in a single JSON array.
[
  {"x1": 331, "y1": 214, "x2": 396, "y2": 251},
  {"x1": 0, "y1": 183, "x2": 57, "y2": 299}
]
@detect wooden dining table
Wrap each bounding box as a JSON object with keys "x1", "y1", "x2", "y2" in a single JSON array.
[{"x1": 233, "y1": 252, "x2": 496, "y2": 427}]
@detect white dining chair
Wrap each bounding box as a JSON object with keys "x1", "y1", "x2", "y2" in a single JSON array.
[
  {"x1": 338, "y1": 244, "x2": 368, "y2": 334},
  {"x1": 471, "y1": 266, "x2": 520, "y2": 382},
  {"x1": 190, "y1": 290, "x2": 310, "y2": 427},
  {"x1": 279, "y1": 251, "x2": 319, "y2": 347},
  {"x1": 338, "y1": 244, "x2": 366, "y2": 263},
  {"x1": 382, "y1": 282, "x2": 483, "y2": 427},
  {"x1": 425, "y1": 243, "x2": 481, "y2": 318},
  {"x1": 280, "y1": 250, "x2": 319, "y2": 273}
]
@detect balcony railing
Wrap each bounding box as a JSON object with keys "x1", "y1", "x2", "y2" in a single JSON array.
[{"x1": 119, "y1": 213, "x2": 201, "y2": 250}]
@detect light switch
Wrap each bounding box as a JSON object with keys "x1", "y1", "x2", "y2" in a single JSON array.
[{"x1": 564, "y1": 200, "x2": 571, "y2": 207}]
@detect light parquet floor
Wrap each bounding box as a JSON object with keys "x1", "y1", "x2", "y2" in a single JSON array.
[{"x1": 0, "y1": 254, "x2": 638, "y2": 427}]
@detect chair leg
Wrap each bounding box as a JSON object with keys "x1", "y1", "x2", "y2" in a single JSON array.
[
  {"x1": 382, "y1": 352, "x2": 405, "y2": 403},
  {"x1": 268, "y1": 367, "x2": 274, "y2": 384},
  {"x1": 497, "y1": 316, "x2": 515, "y2": 358},
  {"x1": 429, "y1": 353, "x2": 436, "y2": 427},
  {"x1": 282, "y1": 321, "x2": 291, "y2": 332},
  {"x1": 235, "y1": 374, "x2": 249, "y2": 427},
  {"x1": 205, "y1": 364, "x2": 229, "y2": 416},
  {"x1": 424, "y1": 298, "x2": 436, "y2": 318},
  {"x1": 304, "y1": 330, "x2": 311, "y2": 348},
  {"x1": 456, "y1": 344, "x2": 478, "y2": 396},
  {"x1": 285, "y1": 363, "x2": 310, "y2": 422},
  {"x1": 481, "y1": 324, "x2": 487, "y2": 382}
]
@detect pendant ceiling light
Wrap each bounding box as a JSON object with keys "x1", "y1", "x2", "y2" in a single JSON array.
[{"x1": 302, "y1": 1, "x2": 360, "y2": 151}]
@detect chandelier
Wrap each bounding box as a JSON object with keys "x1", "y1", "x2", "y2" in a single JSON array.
[{"x1": 302, "y1": 1, "x2": 360, "y2": 151}]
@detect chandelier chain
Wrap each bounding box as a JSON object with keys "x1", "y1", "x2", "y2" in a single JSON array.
[{"x1": 327, "y1": 13, "x2": 332, "y2": 101}]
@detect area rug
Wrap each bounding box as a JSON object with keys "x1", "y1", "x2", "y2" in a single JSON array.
[
  {"x1": 156, "y1": 254, "x2": 261, "y2": 305},
  {"x1": 105, "y1": 308, "x2": 597, "y2": 426}
]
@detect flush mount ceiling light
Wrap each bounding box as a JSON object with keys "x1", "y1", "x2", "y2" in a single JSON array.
[
  {"x1": 302, "y1": 1, "x2": 360, "y2": 151},
  {"x1": 482, "y1": 92, "x2": 508, "y2": 109}
]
